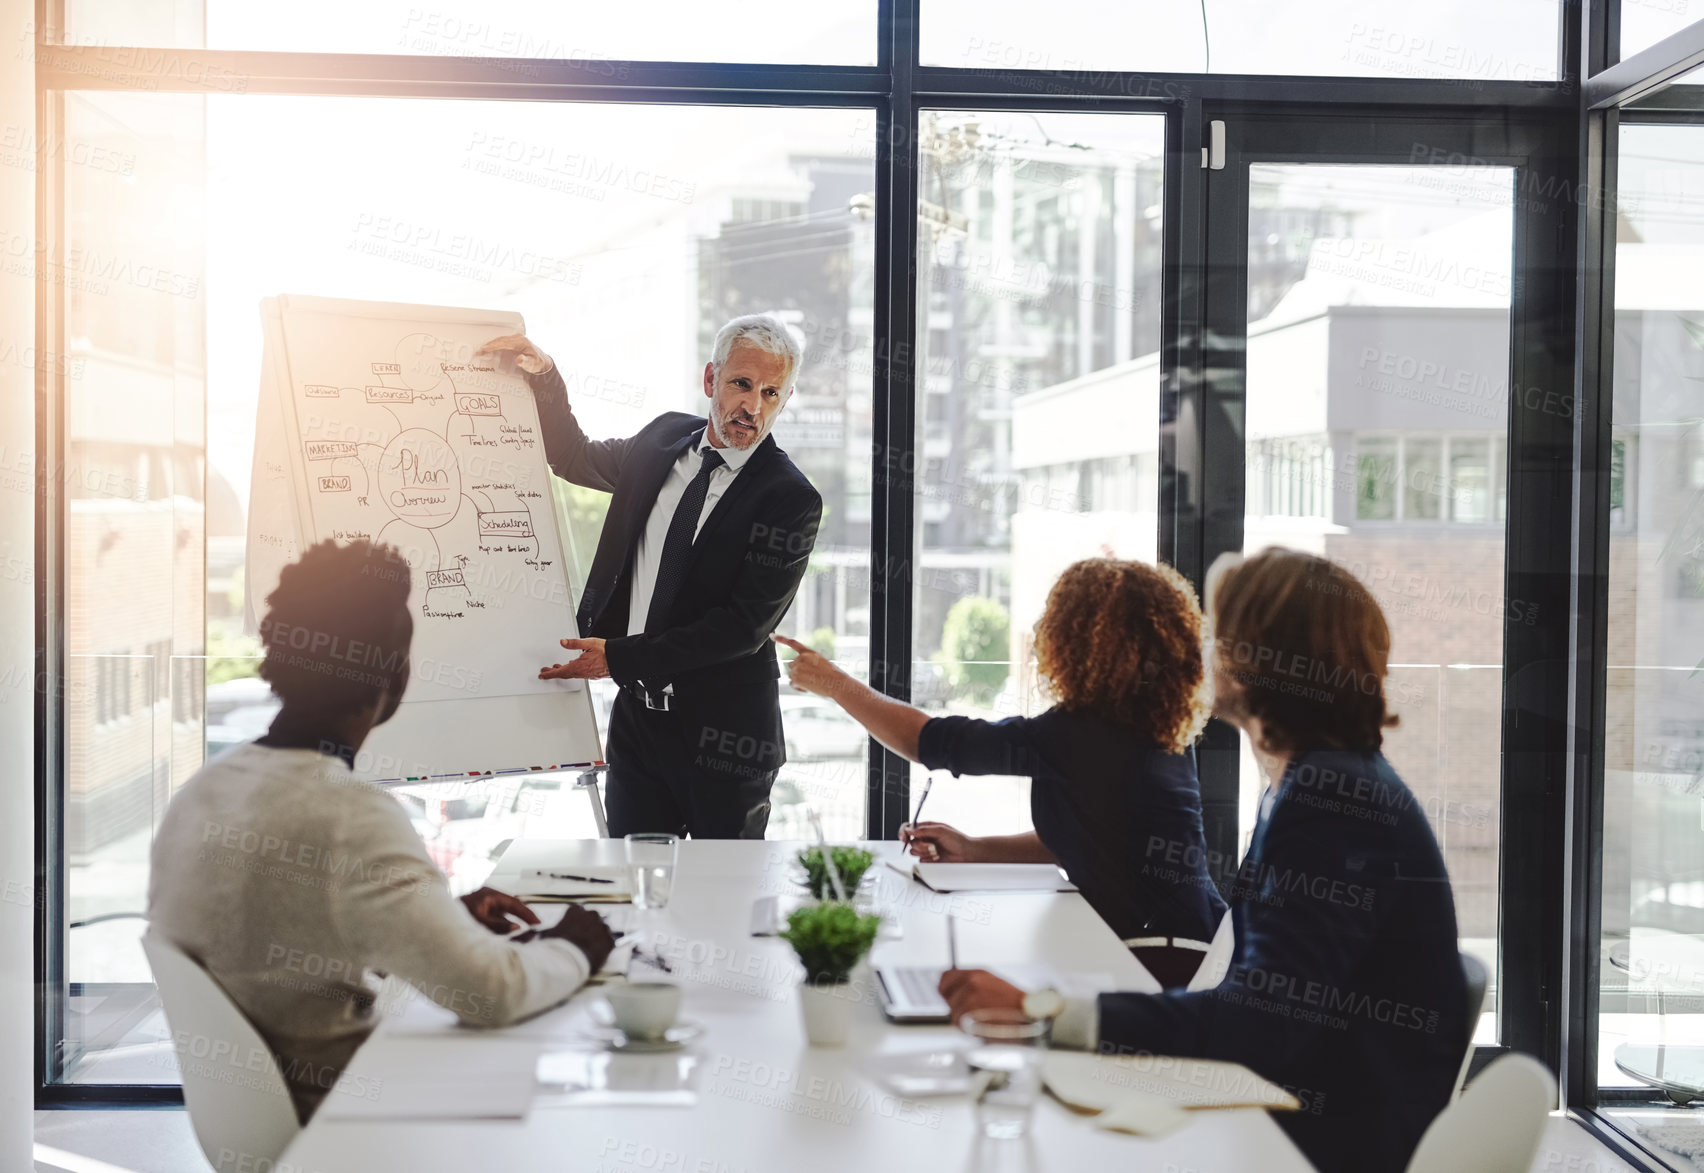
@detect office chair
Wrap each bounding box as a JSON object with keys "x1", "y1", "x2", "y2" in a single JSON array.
[
  {"x1": 1404, "y1": 1052, "x2": 1555, "y2": 1173},
  {"x1": 1185, "y1": 909, "x2": 1236, "y2": 992},
  {"x1": 1455, "y1": 952, "x2": 1491, "y2": 1100},
  {"x1": 142, "y1": 932, "x2": 300, "y2": 1173}
]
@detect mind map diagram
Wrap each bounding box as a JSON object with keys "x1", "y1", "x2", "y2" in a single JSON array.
[{"x1": 291, "y1": 329, "x2": 570, "y2": 643}]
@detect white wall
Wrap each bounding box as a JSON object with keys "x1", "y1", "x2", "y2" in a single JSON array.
[{"x1": 0, "y1": 0, "x2": 36, "y2": 1163}]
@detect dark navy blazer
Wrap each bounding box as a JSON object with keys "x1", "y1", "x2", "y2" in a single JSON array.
[
  {"x1": 1092, "y1": 748, "x2": 1466, "y2": 1173},
  {"x1": 917, "y1": 708, "x2": 1227, "y2": 947}
]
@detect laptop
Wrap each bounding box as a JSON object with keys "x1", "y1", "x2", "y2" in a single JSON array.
[{"x1": 875, "y1": 965, "x2": 951, "y2": 1023}]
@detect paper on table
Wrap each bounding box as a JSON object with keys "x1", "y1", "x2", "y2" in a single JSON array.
[
  {"x1": 1092, "y1": 1093, "x2": 1194, "y2": 1138},
  {"x1": 317, "y1": 1036, "x2": 545, "y2": 1120},
  {"x1": 534, "y1": 1049, "x2": 699, "y2": 1108},
  {"x1": 516, "y1": 867, "x2": 632, "y2": 902},
  {"x1": 317, "y1": 1074, "x2": 538, "y2": 1120},
  {"x1": 885, "y1": 861, "x2": 1077, "y2": 893},
  {"x1": 1043, "y1": 1051, "x2": 1301, "y2": 1112}
]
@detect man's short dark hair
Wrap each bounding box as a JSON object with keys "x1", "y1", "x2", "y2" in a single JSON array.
[{"x1": 258, "y1": 540, "x2": 413, "y2": 711}]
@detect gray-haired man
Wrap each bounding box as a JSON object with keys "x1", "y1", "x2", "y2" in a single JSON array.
[{"x1": 477, "y1": 314, "x2": 822, "y2": 838}]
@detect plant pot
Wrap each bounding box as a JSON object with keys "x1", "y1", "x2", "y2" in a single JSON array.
[{"x1": 798, "y1": 980, "x2": 853, "y2": 1047}]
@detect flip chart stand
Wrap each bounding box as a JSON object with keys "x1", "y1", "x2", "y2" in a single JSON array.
[{"x1": 576, "y1": 765, "x2": 610, "y2": 839}]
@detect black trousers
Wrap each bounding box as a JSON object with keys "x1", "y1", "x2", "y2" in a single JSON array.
[{"x1": 603, "y1": 689, "x2": 776, "y2": 839}]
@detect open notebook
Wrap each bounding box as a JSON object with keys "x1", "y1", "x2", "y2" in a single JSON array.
[{"x1": 885, "y1": 861, "x2": 1078, "y2": 893}]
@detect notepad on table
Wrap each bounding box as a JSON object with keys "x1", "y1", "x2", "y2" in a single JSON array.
[
  {"x1": 1043, "y1": 1051, "x2": 1301, "y2": 1113},
  {"x1": 885, "y1": 861, "x2": 1077, "y2": 893},
  {"x1": 515, "y1": 867, "x2": 632, "y2": 903}
]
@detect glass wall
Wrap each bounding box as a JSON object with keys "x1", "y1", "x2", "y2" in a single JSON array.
[
  {"x1": 1598, "y1": 121, "x2": 1704, "y2": 1096},
  {"x1": 49, "y1": 91, "x2": 875, "y2": 1086},
  {"x1": 1240, "y1": 163, "x2": 1514, "y2": 1043},
  {"x1": 908, "y1": 111, "x2": 1164, "y2": 836},
  {"x1": 56, "y1": 89, "x2": 205, "y2": 1088},
  {"x1": 922, "y1": 0, "x2": 1560, "y2": 79},
  {"x1": 1619, "y1": 0, "x2": 1701, "y2": 63},
  {"x1": 59, "y1": 0, "x2": 877, "y2": 64},
  {"x1": 33, "y1": 0, "x2": 1604, "y2": 1107}
]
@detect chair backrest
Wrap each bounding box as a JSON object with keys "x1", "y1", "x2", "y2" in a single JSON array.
[
  {"x1": 142, "y1": 931, "x2": 301, "y2": 1173},
  {"x1": 1186, "y1": 909, "x2": 1236, "y2": 992},
  {"x1": 1455, "y1": 952, "x2": 1491, "y2": 1100},
  {"x1": 1404, "y1": 1052, "x2": 1555, "y2": 1173}
]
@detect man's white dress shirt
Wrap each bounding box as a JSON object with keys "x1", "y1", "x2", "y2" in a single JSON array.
[{"x1": 625, "y1": 427, "x2": 756, "y2": 637}]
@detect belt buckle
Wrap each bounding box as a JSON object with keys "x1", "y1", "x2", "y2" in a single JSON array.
[{"x1": 642, "y1": 686, "x2": 671, "y2": 712}]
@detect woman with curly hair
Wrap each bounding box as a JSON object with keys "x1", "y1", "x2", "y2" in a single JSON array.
[{"x1": 775, "y1": 557, "x2": 1225, "y2": 987}]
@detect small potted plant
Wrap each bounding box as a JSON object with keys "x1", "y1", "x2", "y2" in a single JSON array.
[
  {"x1": 779, "y1": 901, "x2": 882, "y2": 1046},
  {"x1": 796, "y1": 845, "x2": 875, "y2": 900}
]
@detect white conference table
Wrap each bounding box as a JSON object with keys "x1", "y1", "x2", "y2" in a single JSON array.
[{"x1": 280, "y1": 839, "x2": 1312, "y2": 1173}]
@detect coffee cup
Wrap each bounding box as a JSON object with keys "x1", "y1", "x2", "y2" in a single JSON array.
[{"x1": 605, "y1": 981, "x2": 682, "y2": 1039}]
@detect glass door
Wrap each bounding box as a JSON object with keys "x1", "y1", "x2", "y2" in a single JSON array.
[{"x1": 1191, "y1": 110, "x2": 1575, "y2": 1067}]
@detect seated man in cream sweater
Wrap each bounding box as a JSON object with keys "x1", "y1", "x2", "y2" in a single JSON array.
[{"x1": 149, "y1": 539, "x2": 613, "y2": 1122}]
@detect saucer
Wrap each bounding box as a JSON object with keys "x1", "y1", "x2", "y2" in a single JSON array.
[{"x1": 582, "y1": 1020, "x2": 704, "y2": 1053}]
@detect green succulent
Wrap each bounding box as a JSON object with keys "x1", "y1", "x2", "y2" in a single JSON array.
[
  {"x1": 779, "y1": 900, "x2": 882, "y2": 986},
  {"x1": 796, "y1": 846, "x2": 875, "y2": 900}
]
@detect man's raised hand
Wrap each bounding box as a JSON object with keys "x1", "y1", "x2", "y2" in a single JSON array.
[{"x1": 474, "y1": 333, "x2": 554, "y2": 376}]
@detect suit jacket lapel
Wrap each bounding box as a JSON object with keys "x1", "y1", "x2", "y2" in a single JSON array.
[{"x1": 582, "y1": 424, "x2": 698, "y2": 632}]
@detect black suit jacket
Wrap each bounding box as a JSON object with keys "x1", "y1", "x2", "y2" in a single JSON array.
[
  {"x1": 527, "y1": 364, "x2": 823, "y2": 772},
  {"x1": 1092, "y1": 749, "x2": 1466, "y2": 1173}
]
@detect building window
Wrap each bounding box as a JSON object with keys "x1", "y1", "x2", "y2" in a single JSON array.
[
  {"x1": 146, "y1": 640, "x2": 169, "y2": 708},
  {"x1": 1249, "y1": 436, "x2": 1330, "y2": 519},
  {"x1": 1356, "y1": 434, "x2": 1505, "y2": 525},
  {"x1": 95, "y1": 653, "x2": 131, "y2": 726},
  {"x1": 172, "y1": 657, "x2": 204, "y2": 725},
  {"x1": 1356, "y1": 437, "x2": 1398, "y2": 521}
]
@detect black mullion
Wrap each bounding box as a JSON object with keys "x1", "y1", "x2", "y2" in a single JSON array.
[
  {"x1": 1498, "y1": 109, "x2": 1582, "y2": 1071},
  {"x1": 917, "y1": 69, "x2": 1573, "y2": 110},
  {"x1": 35, "y1": 49, "x2": 888, "y2": 99},
  {"x1": 865, "y1": 0, "x2": 919, "y2": 841},
  {"x1": 34, "y1": 75, "x2": 67, "y2": 1097},
  {"x1": 1196, "y1": 108, "x2": 1250, "y2": 890},
  {"x1": 1562, "y1": 100, "x2": 1617, "y2": 1108},
  {"x1": 1159, "y1": 101, "x2": 1206, "y2": 583},
  {"x1": 1585, "y1": 15, "x2": 1704, "y2": 108}
]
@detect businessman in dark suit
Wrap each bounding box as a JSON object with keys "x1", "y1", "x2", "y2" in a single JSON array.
[{"x1": 476, "y1": 314, "x2": 822, "y2": 839}]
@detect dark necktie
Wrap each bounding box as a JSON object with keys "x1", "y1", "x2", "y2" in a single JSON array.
[{"x1": 645, "y1": 446, "x2": 725, "y2": 634}]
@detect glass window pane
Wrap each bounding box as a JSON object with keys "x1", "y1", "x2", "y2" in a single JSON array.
[
  {"x1": 1450, "y1": 437, "x2": 1492, "y2": 522},
  {"x1": 1618, "y1": 2, "x2": 1699, "y2": 63},
  {"x1": 923, "y1": 1, "x2": 1558, "y2": 79},
  {"x1": 53, "y1": 92, "x2": 876, "y2": 1089},
  {"x1": 58, "y1": 89, "x2": 205, "y2": 1088},
  {"x1": 1405, "y1": 437, "x2": 1444, "y2": 520},
  {"x1": 912, "y1": 111, "x2": 1165, "y2": 835},
  {"x1": 1358, "y1": 437, "x2": 1399, "y2": 520},
  {"x1": 1243, "y1": 162, "x2": 1514, "y2": 1045},
  {"x1": 59, "y1": 0, "x2": 877, "y2": 65},
  {"x1": 1598, "y1": 123, "x2": 1704, "y2": 1097}
]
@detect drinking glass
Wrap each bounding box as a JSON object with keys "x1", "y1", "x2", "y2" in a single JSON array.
[
  {"x1": 957, "y1": 1008, "x2": 1049, "y2": 1140},
  {"x1": 625, "y1": 833, "x2": 679, "y2": 910}
]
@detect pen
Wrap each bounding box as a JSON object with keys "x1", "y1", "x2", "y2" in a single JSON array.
[
  {"x1": 946, "y1": 914, "x2": 958, "y2": 971},
  {"x1": 536, "y1": 872, "x2": 615, "y2": 884},
  {"x1": 910, "y1": 774, "x2": 935, "y2": 828}
]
